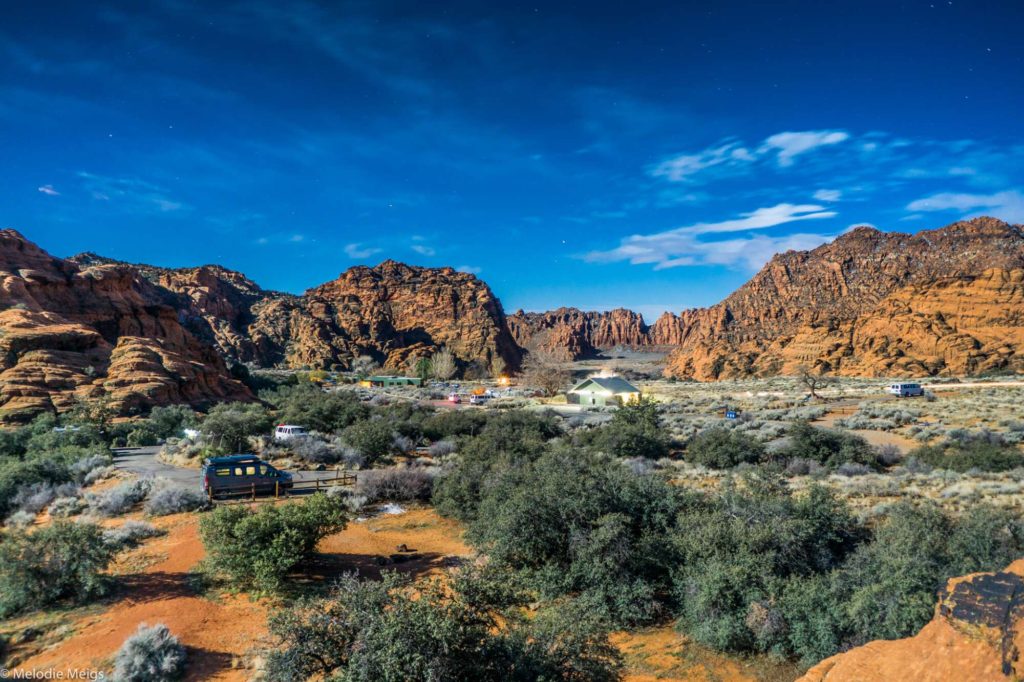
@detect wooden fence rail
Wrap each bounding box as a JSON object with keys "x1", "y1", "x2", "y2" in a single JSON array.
[{"x1": 208, "y1": 471, "x2": 357, "y2": 503}]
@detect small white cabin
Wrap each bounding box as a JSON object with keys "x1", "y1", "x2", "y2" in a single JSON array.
[{"x1": 567, "y1": 376, "x2": 641, "y2": 407}]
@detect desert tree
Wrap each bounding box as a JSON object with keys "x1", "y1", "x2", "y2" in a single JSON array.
[
  {"x1": 489, "y1": 354, "x2": 507, "y2": 380},
  {"x1": 349, "y1": 355, "x2": 379, "y2": 379},
  {"x1": 429, "y1": 348, "x2": 458, "y2": 381},
  {"x1": 798, "y1": 365, "x2": 834, "y2": 400},
  {"x1": 520, "y1": 351, "x2": 571, "y2": 397}
]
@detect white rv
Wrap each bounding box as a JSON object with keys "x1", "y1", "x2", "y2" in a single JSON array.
[
  {"x1": 274, "y1": 424, "x2": 309, "y2": 441},
  {"x1": 888, "y1": 383, "x2": 924, "y2": 398}
]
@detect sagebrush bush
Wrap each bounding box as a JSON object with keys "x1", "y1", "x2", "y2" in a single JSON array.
[
  {"x1": 357, "y1": 466, "x2": 436, "y2": 503},
  {"x1": 48, "y1": 496, "x2": 85, "y2": 518},
  {"x1": 10, "y1": 482, "x2": 78, "y2": 515},
  {"x1": 70, "y1": 454, "x2": 114, "y2": 483},
  {"x1": 103, "y1": 520, "x2": 165, "y2": 549},
  {"x1": 145, "y1": 481, "x2": 210, "y2": 516},
  {"x1": 199, "y1": 493, "x2": 348, "y2": 591},
  {"x1": 5, "y1": 510, "x2": 36, "y2": 529},
  {"x1": 0, "y1": 521, "x2": 115, "y2": 617},
  {"x1": 427, "y1": 439, "x2": 457, "y2": 457},
  {"x1": 113, "y1": 623, "x2": 187, "y2": 682},
  {"x1": 86, "y1": 478, "x2": 153, "y2": 516}
]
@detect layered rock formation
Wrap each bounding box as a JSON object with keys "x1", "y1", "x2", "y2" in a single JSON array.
[
  {"x1": 800, "y1": 559, "x2": 1024, "y2": 681},
  {"x1": 70, "y1": 256, "x2": 522, "y2": 375},
  {"x1": 664, "y1": 217, "x2": 1024, "y2": 379},
  {"x1": 0, "y1": 230, "x2": 252, "y2": 422},
  {"x1": 267, "y1": 260, "x2": 522, "y2": 373},
  {"x1": 508, "y1": 307, "x2": 685, "y2": 360}
]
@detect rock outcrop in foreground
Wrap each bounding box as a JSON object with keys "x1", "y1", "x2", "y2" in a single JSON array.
[
  {"x1": 664, "y1": 217, "x2": 1024, "y2": 379},
  {"x1": 800, "y1": 559, "x2": 1024, "y2": 681},
  {"x1": 0, "y1": 230, "x2": 251, "y2": 422}
]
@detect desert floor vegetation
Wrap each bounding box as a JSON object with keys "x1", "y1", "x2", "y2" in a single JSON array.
[{"x1": 3, "y1": 372, "x2": 1024, "y2": 680}]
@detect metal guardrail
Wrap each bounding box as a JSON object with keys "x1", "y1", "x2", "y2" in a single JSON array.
[{"x1": 208, "y1": 471, "x2": 357, "y2": 503}]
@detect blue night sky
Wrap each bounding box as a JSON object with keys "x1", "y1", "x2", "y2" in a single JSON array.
[{"x1": 3, "y1": 1, "x2": 1023, "y2": 321}]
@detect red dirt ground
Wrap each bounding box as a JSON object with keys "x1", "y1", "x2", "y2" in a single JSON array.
[{"x1": 10, "y1": 506, "x2": 472, "y2": 680}]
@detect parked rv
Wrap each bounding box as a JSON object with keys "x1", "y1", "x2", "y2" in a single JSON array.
[
  {"x1": 888, "y1": 382, "x2": 925, "y2": 398},
  {"x1": 274, "y1": 424, "x2": 308, "y2": 441}
]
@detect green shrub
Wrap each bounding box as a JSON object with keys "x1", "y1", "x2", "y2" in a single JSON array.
[
  {"x1": 0, "y1": 521, "x2": 115, "y2": 617},
  {"x1": 263, "y1": 570, "x2": 621, "y2": 682},
  {"x1": 341, "y1": 419, "x2": 395, "y2": 464},
  {"x1": 421, "y1": 409, "x2": 489, "y2": 441},
  {"x1": 433, "y1": 410, "x2": 562, "y2": 522},
  {"x1": 672, "y1": 478, "x2": 861, "y2": 653},
  {"x1": 262, "y1": 384, "x2": 369, "y2": 433},
  {"x1": 910, "y1": 439, "x2": 1024, "y2": 472},
  {"x1": 466, "y1": 448, "x2": 688, "y2": 625},
  {"x1": 199, "y1": 494, "x2": 347, "y2": 591},
  {"x1": 686, "y1": 428, "x2": 765, "y2": 468},
  {"x1": 776, "y1": 422, "x2": 878, "y2": 469},
  {"x1": 200, "y1": 402, "x2": 273, "y2": 453}
]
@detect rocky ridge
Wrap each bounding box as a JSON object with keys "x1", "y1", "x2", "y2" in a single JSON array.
[
  {"x1": 663, "y1": 217, "x2": 1024, "y2": 379},
  {"x1": 508, "y1": 307, "x2": 686, "y2": 360},
  {"x1": 0, "y1": 230, "x2": 252, "y2": 422}
]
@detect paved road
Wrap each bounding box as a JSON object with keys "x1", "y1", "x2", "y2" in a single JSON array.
[{"x1": 112, "y1": 446, "x2": 351, "y2": 488}]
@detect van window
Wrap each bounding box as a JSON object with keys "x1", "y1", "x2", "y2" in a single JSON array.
[
  {"x1": 245, "y1": 466, "x2": 257, "y2": 476},
  {"x1": 259, "y1": 465, "x2": 271, "y2": 476},
  {"x1": 215, "y1": 468, "x2": 231, "y2": 476},
  {"x1": 233, "y1": 467, "x2": 244, "y2": 476}
]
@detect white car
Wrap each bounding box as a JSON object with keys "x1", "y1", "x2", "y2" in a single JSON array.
[{"x1": 274, "y1": 424, "x2": 309, "y2": 441}]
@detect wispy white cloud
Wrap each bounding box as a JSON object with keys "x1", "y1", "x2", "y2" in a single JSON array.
[
  {"x1": 761, "y1": 130, "x2": 849, "y2": 167},
  {"x1": 37, "y1": 184, "x2": 60, "y2": 196},
  {"x1": 583, "y1": 203, "x2": 836, "y2": 270},
  {"x1": 76, "y1": 171, "x2": 187, "y2": 213},
  {"x1": 344, "y1": 242, "x2": 382, "y2": 259},
  {"x1": 651, "y1": 141, "x2": 753, "y2": 181},
  {"x1": 906, "y1": 189, "x2": 1024, "y2": 223},
  {"x1": 289, "y1": 234, "x2": 305, "y2": 242},
  {"x1": 411, "y1": 244, "x2": 436, "y2": 256},
  {"x1": 456, "y1": 265, "x2": 482, "y2": 274},
  {"x1": 813, "y1": 188, "x2": 842, "y2": 202},
  {"x1": 652, "y1": 130, "x2": 850, "y2": 182}
]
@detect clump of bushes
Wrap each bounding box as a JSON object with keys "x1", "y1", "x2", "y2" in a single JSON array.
[
  {"x1": 199, "y1": 493, "x2": 348, "y2": 591},
  {"x1": 272, "y1": 433, "x2": 360, "y2": 466},
  {"x1": 341, "y1": 419, "x2": 397, "y2": 465},
  {"x1": 438, "y1": 420, "x2": 1024, "y2": 669},
  {"x1": 86, "y1": 478, "x2": 153, "y2": 516},
  {"x1": 103, "y1": 520, "x2": 165, "y2": 549},
  {"x1": 578, "y1": 397, "x2": 670, "y2": 459},
  {"x1": 263, "y1": 569, "x2": 621, "y2": 682},
  {"x1": 910, "y1": 434, "x2": 1024, "y2": 472},
  {"x1": 113, "y1": 623, "x2": 187, "y2": 682},
  {"x1": 774, "y1": 422, "x2": 879, "y2": 470},
  {"x1": 144, "y1": 481, "x2": 210, "y2": 516},
  {"x1": 686, "y1": 427, "x2": 765, "y2": 468},
  {"x1": 356, "y1": 465, "x2": 436, "y2": 503},
  {"x1": 200, "y1": 402, "x2": 273, "y2": 453},
  {"x1": 0, "y1": 521, "x2": 115, "y2": 617}
]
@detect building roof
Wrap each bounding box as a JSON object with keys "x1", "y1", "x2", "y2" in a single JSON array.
[{"x1": 568, "y1": 376, "x2": 640, "y2": 394}]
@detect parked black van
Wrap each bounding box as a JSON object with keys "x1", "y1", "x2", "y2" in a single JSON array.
[{"x1": 201, "y1": 454, "x2": 294, "y2": 498}]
